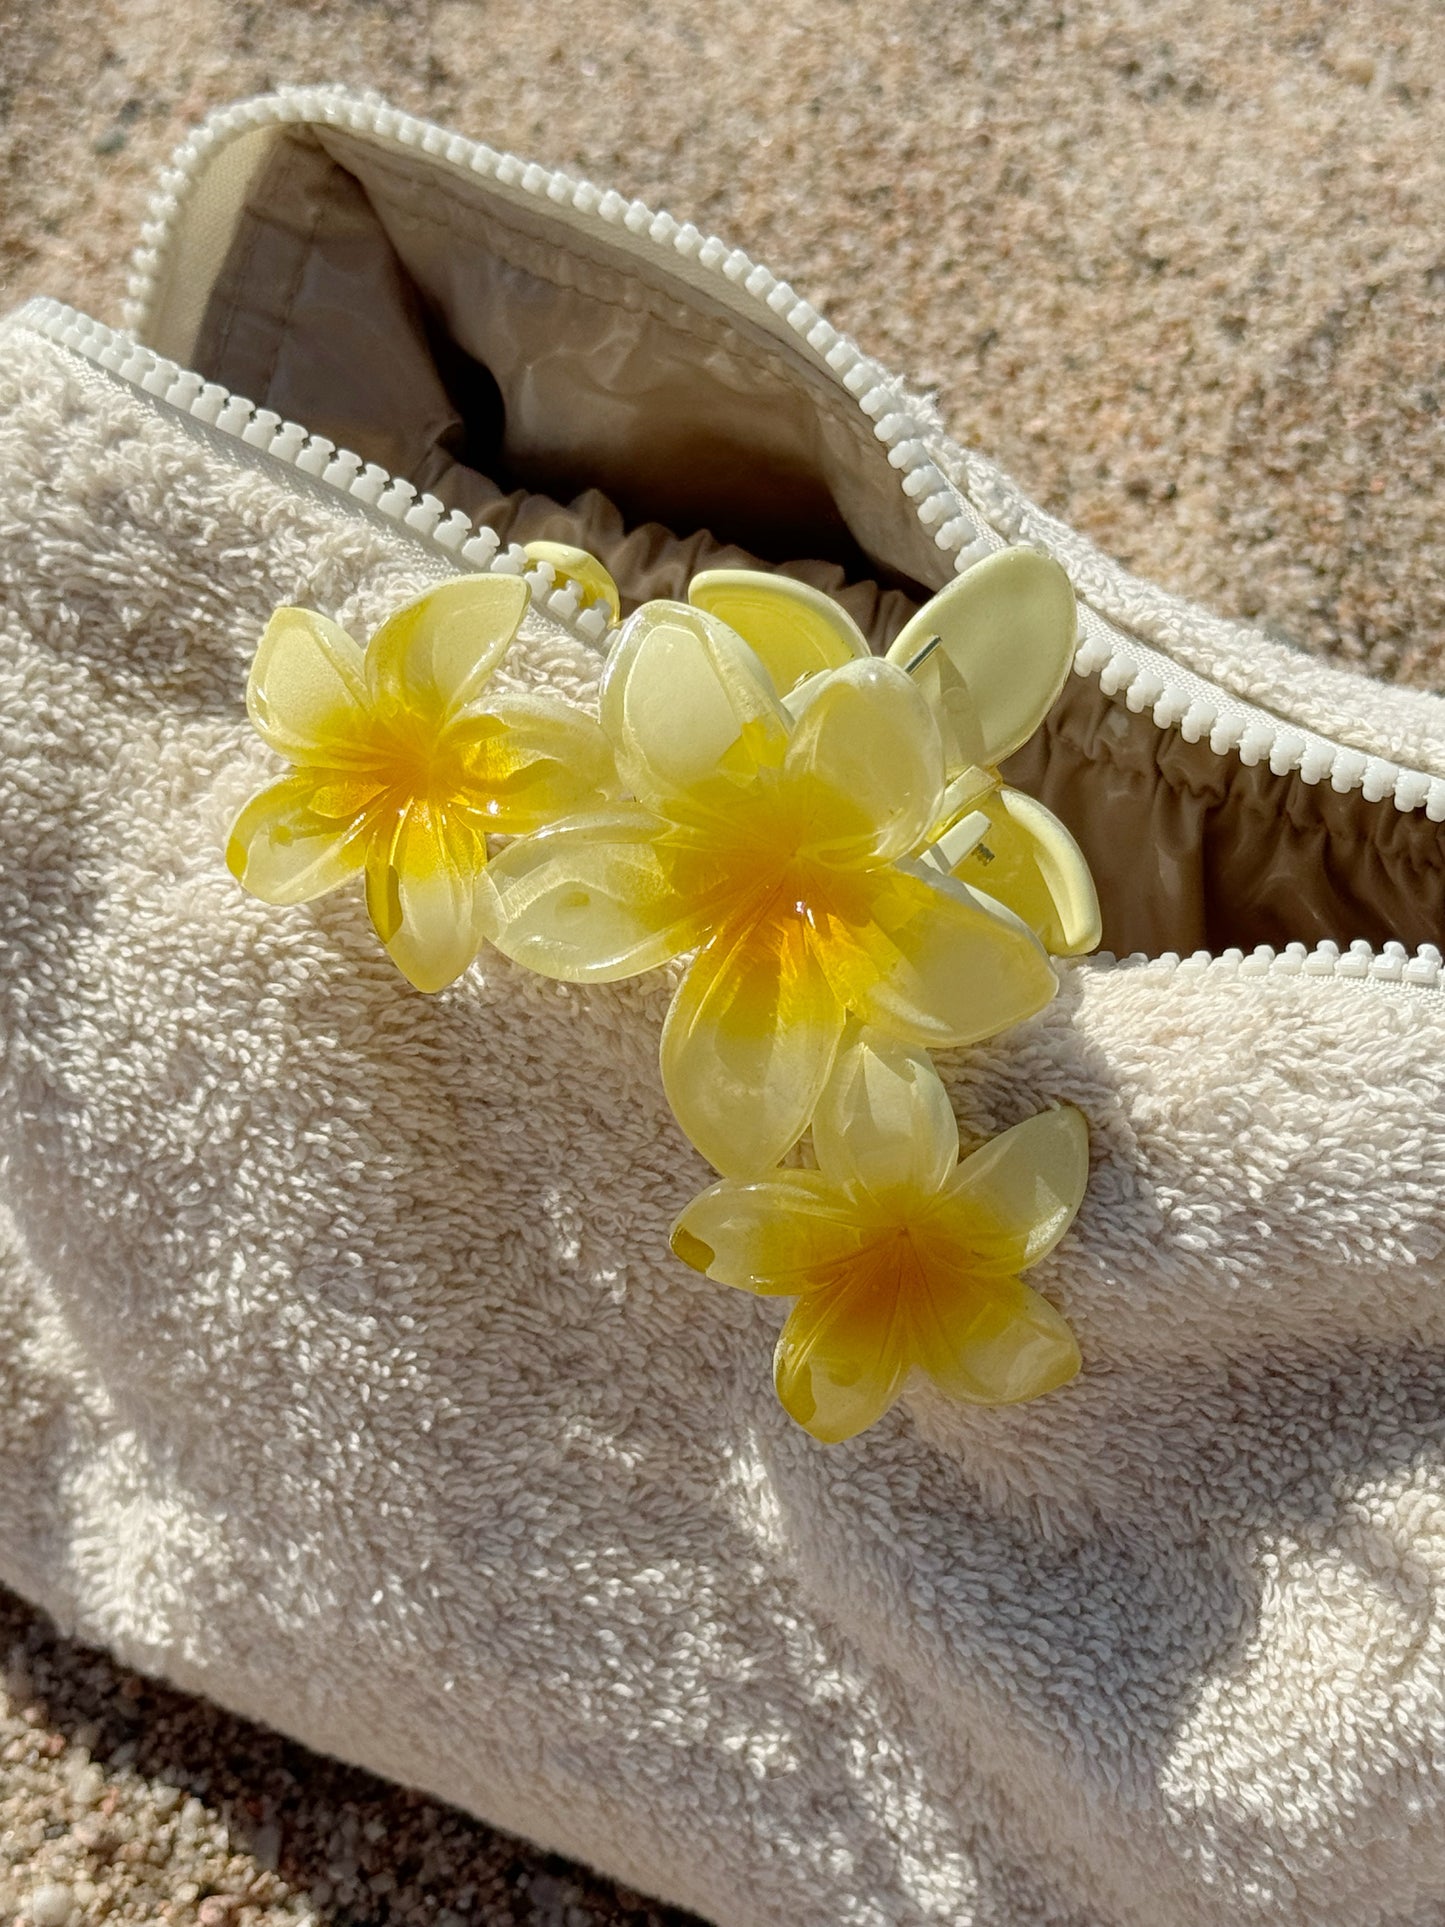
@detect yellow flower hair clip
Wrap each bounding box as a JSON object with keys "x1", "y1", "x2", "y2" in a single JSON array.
[
  {"x1": 887, "y1": 550, "x2": 1100, "y2": 956},
  {"x1": 227, "y1": 575, "x2": 615, "y2": 990},
  {"x1": 672, "y1": 1027, "x2": 1088, "y2": 1442},
  {"x1": 227, "y1": 545, "x2": 1097, "y2": 1441},
  {"x1": 486, "y1": 593, "x2": 1058, "y2": 1177},
  {"x1": 689, "y1": 552, "x2": 1100, "y2": 957}
]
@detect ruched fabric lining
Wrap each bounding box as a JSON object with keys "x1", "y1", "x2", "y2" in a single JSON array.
[
  {"x1": 190, "y1": 127, "x2": 1445, "y2": 959},
  {"x1": 1003, "y1": 686, "x2": 1445, "y2": 955}
]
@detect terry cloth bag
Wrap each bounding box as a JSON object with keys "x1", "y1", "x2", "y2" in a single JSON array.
[{"x1": 3, "y1": 86, "x2": 1445, "y2": 1927}]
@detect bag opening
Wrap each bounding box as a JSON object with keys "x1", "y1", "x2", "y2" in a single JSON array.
[{"x1": 182, "y1": 124, "x2": 1445, "y2": 961}]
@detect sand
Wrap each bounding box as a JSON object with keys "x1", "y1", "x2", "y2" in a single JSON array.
[{"x1": 0, "y1": 1, "x2": 1441, "y2": 1921}]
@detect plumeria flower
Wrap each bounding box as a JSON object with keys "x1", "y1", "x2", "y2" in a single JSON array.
[
  {"x1": 485, "y1": 591, "x2": 1057, "y2": 1178},
  {"x1": 885, "y1": 549, "x2": 1101, "y2": 957},
  {"x1": 671, "y1": 1027, "x2": 1088, "y2": 1444},
  {"x1": 227, "y1": 575, "x2": 614, "y2": 991}
]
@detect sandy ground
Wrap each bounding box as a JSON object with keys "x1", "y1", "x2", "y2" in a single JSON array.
[{"x1": 0, "y1": 1, "x2": 1441, "y2": 1922}]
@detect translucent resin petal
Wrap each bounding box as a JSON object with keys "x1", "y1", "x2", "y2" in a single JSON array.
[
  {"x1": 485, "y1": 806, "x2": 708, "y2": 981},
  {"x1": 950, "y1": 787, "x2": 1101, "y2": 957},
  {"x1": 847, "y1": 861, "x2": 1057, "y2": 1049},
  {"x1": 886, "y1": 549, "x2": 1077, "y2": 772},
  {"x1": 670, "y1": 1076, "x2": 1089, "y2": 1439},
  {"x1": 942, "y1": 1105, "x2": 1091, "y2": 1275},
  {"x1": 774, "y1": 1279, "x2": 910, "y2": 1443},
  {"x1": 600, "y1": 601, "x2": 790, "y2": 809},
  {"x1": 301, "y1": 773, "x2": 390, "y2": 820},
  {"x1": 246, "y1": 608, "x2": 369, "y2": 762},
  {"x1": 811, "y1": 1027, "x2": 959, "y2": 1204},
  {"x1": 912, "y1": 1267, "x2": 1080, "y2": 1405},
  {"x1": 226, "y1": 773, "x2": 368, "y2": 904},
  {"x1": 660, "y1": 914, "x2": 843, "y2": 1178},
  {"x1": 365, "y1": 576, "x2": 530, "y2": 721},
  {"x1": 365, "y1": 801, "x2": 492, "y2": 992},
  {"x1": 782, "y1": 659, "x2": 944, "y2": 864},
  {"x1": 688, "y1": 569, "x2": 869, "y2": 695},
  {"x1": 670, "y1": 1173, "x2": 871, "y2": 1293},
  {"x1": 453, "y1": 692, "x2": 616, "y2": 833},
  {"x1": 523, "y1": 541, "x2": 622, "y2": 624}
]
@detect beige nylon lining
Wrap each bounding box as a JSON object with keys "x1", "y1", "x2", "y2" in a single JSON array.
[{"x1": 189, "y1": 130, "x2": 1445, "y2": 958}]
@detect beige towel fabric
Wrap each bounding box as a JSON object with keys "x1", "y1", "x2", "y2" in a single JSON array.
[{"x1": 2, "y1": 315, "x2": 1445, "y2": 1927}]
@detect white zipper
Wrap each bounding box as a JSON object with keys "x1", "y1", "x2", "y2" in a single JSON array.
[
  {"x1": 1087, "y1": 937, "x2": 1445, "y2": 994},
  {"x1": 119, "y1": 86, "x2": 1445, "y2": 828},
  {"x1": 121, "y1": 88, "x2": 993, "y2": 575},
  {"x1": 8, "y1": 303, "x2": 1444, "y2": 998},
  {"x1": 5, "y1": 297, "x2": 616, "y2": 649}
]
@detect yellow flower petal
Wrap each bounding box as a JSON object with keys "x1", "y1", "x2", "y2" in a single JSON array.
[
  {"x1": 774, "y1": 1279, "x2": 910, "y2": 1443},
  {"x1": 942, "y1": 1105, "x2": 1091, "y2": 1276},
  {"x1": 783, "y1": 659, "x2": 944, "y2": 864},
  {"x1": 845, "y1": 861, "x2": 1057, "y2": 1049},
  {"x1": 600, "y1": 601, "x2": 790, "y2": 811},
  {"x1": 302, "y1": 773, "x2": 390, "y2": 820},
  {"x1": 226, "y1": 773, "x2": 367, "y2": 904},
  {"x1": 365, "y1": 575, "x2": 530, "y2": 721},
  {"x1": 811, "y1": 1027, "x2": 959, "y2": 1204},
  {"x1": 365, "y1": 802, "x2": 492, "y2": 992},
  {"x1": 670, "y1": 1172, "x2": 871, "y2": 1293},
  {"x1": 950, "y1": 787, "x2": 1101, "y2": 957},
  {"x1": 687, "y1": 569, "x2": 869, "y2": 696},
  {"x1": 452, "y1": 693, "x2": 616, "y2": 834},
  {"x1": 486, "y1": 806, "x2": 715, "y2": 981},
  {"x1": 886, "y1": 549, "x2": 1077, "y2": 772},
  {"x1": 660, "y1": 913, "x2": 843, "y2": 1178},
  {"x1": 911, "y1": 1267, "x2": 1080, "y2": 1405},
  {"x1": 523, "y1": 541, "x2": 622, "y2": 624},
  {"x1": 245, "y1": 608, "x2": 369, "y2": 763}
]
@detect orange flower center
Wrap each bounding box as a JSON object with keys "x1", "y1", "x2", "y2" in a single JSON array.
[
  {"x1": 814, "y1": 1217, "x2": 964, "y2": 1333},
  {"x1": 663, "y1": 765, "x2": 894, "y2": 942}
]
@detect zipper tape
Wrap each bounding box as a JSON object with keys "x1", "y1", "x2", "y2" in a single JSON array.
[
  {"x1": 1086, "y1": 937, "x2": 1444, "y2": 992},
  {"x1": 119, "y1": 86, "x2": 1445, "y2": 825},
  {"x1": 8, "y1": 297, "x2": 615, "y2": 648},
  {"x1": 122, "y1": 85, "x2": 988, "y2": 583},
  {"x1": 5, "y1": 304, "x2": 1443, "y2": 994}
]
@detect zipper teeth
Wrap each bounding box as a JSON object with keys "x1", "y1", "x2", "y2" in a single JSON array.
[
  {"x1": 1071, "y1": 621, "x2": 1445, "y2": 822},
  {"x1": 15, "y1": 295, "x2": 614, "y2": 649},
  {"x1": 1093, "y1": 936, "x2": 1445, "y2": 991},
  {"x1": 121, "y1": 85, "x2": 1445, "y2": 821},
  {"x1": 123, "y1": 87, "x2": 981, "y2": 572},
  {"x1": 12, "y1": 330, "x2": 1445, "y2": 995}
]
